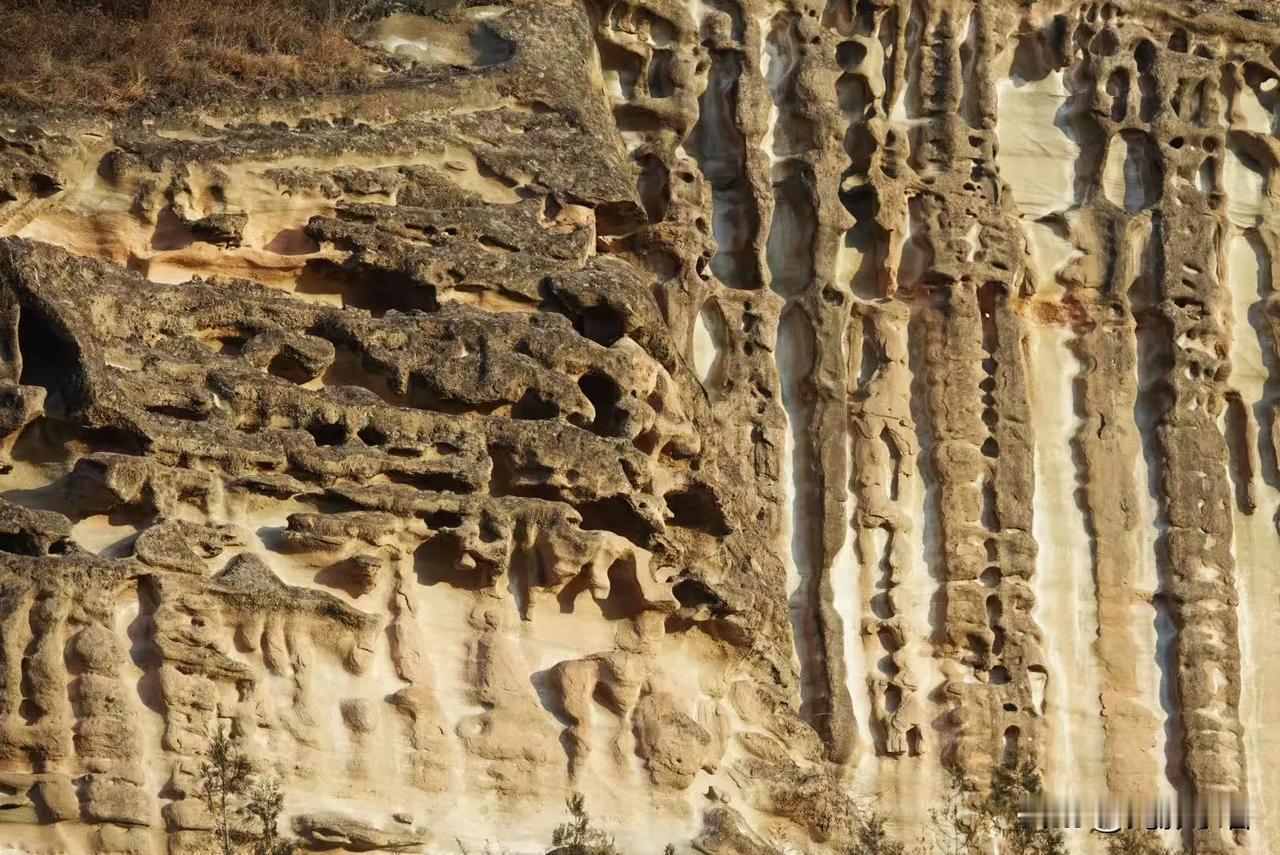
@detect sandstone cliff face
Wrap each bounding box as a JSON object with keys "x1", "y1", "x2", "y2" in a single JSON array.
[{"x1": 0, "y1": 1, "x2": 1277, "y2": 853}]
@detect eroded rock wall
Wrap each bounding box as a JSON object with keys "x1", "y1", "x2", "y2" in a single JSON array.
[{"x1": 0, "y1": 1, "x2": 1277, "y2": 853}]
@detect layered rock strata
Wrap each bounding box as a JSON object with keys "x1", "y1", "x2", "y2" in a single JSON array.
[{"x1": 0, "y1": 1, "x2": 1277, "y2": 853}]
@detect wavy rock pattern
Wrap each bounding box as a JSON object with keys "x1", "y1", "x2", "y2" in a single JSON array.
[{"x1": 0, "y1": 0, "x2": 1278, "y2": 853}]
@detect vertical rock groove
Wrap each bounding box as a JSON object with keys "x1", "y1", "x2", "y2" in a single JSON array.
[
  {"x1": 764, "y1": 2, "x2": 857, "y2": 765},
  {"x1": 0, "y1": 0, "x2": 1277, "y2": 851}
]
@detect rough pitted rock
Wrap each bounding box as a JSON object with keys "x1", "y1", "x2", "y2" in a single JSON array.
[{"x1": 0, "y1": 0, "x2": 1278, "y2": 853}]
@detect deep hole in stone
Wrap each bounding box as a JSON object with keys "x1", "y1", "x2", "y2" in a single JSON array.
[
  {"x1": 1002, "y1": 725, "x2": 1020, "y2": 765},
  {"x1": 987, "y1": 594, "x2": 1005, "y2": 655},
  {"x1": 145, "y1": 404, "x2": 204, "y2": 421},
  {"x1": 268, "y1": 352, "x2": 313, "y2": 384},
  {"x1": 415, "y1": 533, "x2": 489, "y2": 590},
  {"x1": 673, "y1": 578, "x2": 728, "y2": 614},
  {"x1": 358, "y1": 425, "x2": 388, "y2": 446},
  {"x1": 423, "y1": 510, "x2": 463, "y2": 530},
  {"x1": 383, "y1": 470, "x2": 473, "y2": 494},
  {"x1": 306, "y1": 422, "x2": 346, "y2": 447},
  {"x1": 576, "y1": 370, "x2": 623, "y2": 436},
  {"x1": 18, "y1": 303, "x2": 80, "y2": 410},
  {"x1": 577, "y1": 496, "x2": 656, "y2": 547},
  {"x1": 577, "y1": 306, "x2": 625, "y2": 346},
  {"x1": 0, "y1": 530, "x2": 42, "y2": 556},
  {"x1": 598, "y1": 560, "x2": 649, "y2": 620},
  {"x1": 511, "y1": 390, "x2": 559, "y2": 421},
  {"x1": 664, "y1": 486, "x2": 731, "y2": 536}
]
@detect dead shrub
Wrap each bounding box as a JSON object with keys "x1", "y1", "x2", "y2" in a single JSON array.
[{"x1": 0, "y1": 0, "x2": 385, "y2": 113}]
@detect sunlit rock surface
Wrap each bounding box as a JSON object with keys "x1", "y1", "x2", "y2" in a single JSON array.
[{"x1": 0, "y1": 1, "x2": 1279, "y2": 853}]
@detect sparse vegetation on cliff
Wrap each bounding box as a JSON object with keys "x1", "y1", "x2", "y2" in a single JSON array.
[
  {"x1": 838, "y1": 761, "x2": 1067, "y2": 855},
  {"x1": 548, "y1": 792, "x2": 622, "y2": 855},
  {"x1": 1104, "y1": 829, "x2": 1186, "y2": 855},
  {"x1": 846, "y1": 811, "x2": 906, "y2": 855},
  {"x1": 0, "y1": 0, "x2": 383, "y2": 113},
  {"x1": 199, "y1": 724, "x2": 294, "y2": 855},
  {"x1": 982, "y1": 761, "x2": 1068, "y2": 855}
]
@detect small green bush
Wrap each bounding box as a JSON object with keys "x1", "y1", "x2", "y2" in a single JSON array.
[
  {"x1": 198, "y1": 724, "x2": 294, "y2": 855},
  {"x1": 1104, "y1": 828, "x2": 1185, "y2": 855},
  {"x1": 548, "y1": 792, "x2": 621, "y2": 855}
]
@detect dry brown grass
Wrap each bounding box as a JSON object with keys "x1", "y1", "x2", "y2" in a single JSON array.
[{"x1": 0, "y1": 0, "x2": 385, "y2": 114}]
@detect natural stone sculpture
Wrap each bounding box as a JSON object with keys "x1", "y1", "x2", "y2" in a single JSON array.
[{"x1": 0, "y1": 0, "x2": 1278, "y2": 852}]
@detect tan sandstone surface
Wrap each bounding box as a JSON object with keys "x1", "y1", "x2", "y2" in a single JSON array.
[{"x1": 0, "y1": 0, "x2": 1278, "y2": 853}]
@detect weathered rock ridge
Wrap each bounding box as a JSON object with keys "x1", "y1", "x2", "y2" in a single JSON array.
[{"x1": 0, "y1": 0, "x2": 1278, "y2": 853}]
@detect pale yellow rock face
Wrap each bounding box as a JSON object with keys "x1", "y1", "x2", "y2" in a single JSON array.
[{"x1": 0, "y1": 1, "x2": 1278, "y2": 854}]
